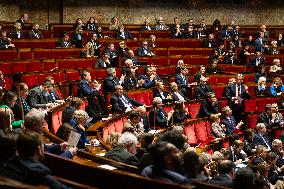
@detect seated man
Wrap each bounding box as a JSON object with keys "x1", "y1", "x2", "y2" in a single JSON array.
[
  {"x1": 0, "y1": 31, "x2": 15, "y2": 49},
  {"x1": 26, "y1": 81, "x2": 54, "y2": 109},
  {"x1": 138, "y1": 66, "x2": 157, "y2": 88},
  {"x1": 169, "y1": 82, "x2": 188, "y2": 103},
  {"x1": 11, "y1": 83, "x2": 30, "y2": 121},
  {"x1": 257, "y1": 104, "x2": 280, "y2": 130},
  {"x1": 77, "y1": 70, "x2": 101, "y2": 98},
  {"x1": 224, "y1": 50, "x2": 240, "y2": 65},
  {"x1": 28, "y1": 23, "x2": 43, "y2": 39},
  {"x1": 95, "y1": 52, "x2": 112, "y2": 68},
  {"x1": 10, "y1": 22, "x2": 24, "y2": 39},
  {"x1": 104, "y1": 43, "x2": 118, "y2": 66},
  {"x1": 198, "y1": 92, "x2": 219, "y2": 118},
  {"x1": 149, "y1": 97, "x2": 168, "y2": 128},
  {"x1": 141, "y1": 141, "x2": 188, "y2": 184},
  {"x1": 123, "y1": 110, "x2": 144, "y2": 138},
  {"x1": 105, "y1": 132, "x2": 140, "y2": 166},
  {"x1": 57, "y1": 34, "x2": 72, "y2": 48},
  {"x1": 221, "y1": 106, "x2": 243, "y2": 135},
  {"x1": 208, "y1": 160, "x2": 235, "y2": 187},
  {"x1": 24, "y1": 108, "x2": 77, "y2": 159},
  {"x1": 155, "y1": 17, "x2": 168, "y2": 30},
  {"x1": 16, "y1": 13, "x2": 29, "y2": 26},
  {"x1": 115, "y1": 25, "x2": 133, "y2": 40},
  {"x1": 203, "y1": 33, "x2": 217, "y2": 48},
  {"x1": 252, "y1": 123, "x2": 271, "y2": 150},
  {"x1": 110, "y1": 85, "x2": 143, "y2": 113},
  {"x1": 127, "y1": 50, "x2": 139, "y2": 66},
  {"x1": 103, "y1": 67, "x2": 125, "y2": 94},
  {"x1": 227, "y1": 140, "x2": 245, "y2": 162},
  {"x1": 195, "y1": 76, "x2": 214, "y2": 100},
  {"x1": 137, "y1": 41, "x2": 155, "y2": 57},
  {"x1": 0, "y1": 132, "x2": 69, "y2": 188}
]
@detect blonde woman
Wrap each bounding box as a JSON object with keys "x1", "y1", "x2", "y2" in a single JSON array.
[{"x1": 81, "y1": 42, "x2": 94, "y2": 58}]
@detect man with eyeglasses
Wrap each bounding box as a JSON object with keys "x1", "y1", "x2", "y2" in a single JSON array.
[
  {"x1": 155, "y1": 17, "x2": 168, "y2": 31},
  {"x1": 137, "y1": 41, "x2": 155, "y2": 57}
]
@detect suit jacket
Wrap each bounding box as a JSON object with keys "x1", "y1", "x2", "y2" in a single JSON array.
[
  {"x1": 77, "y1": 79, "x2": 97, "y2": 98},
  {"x1": 208, "y1": 174, "x2": 233, "y2": 187},
  {"x1": 250, "y1": 57, "x2": 265, "y2": 71},
  {"x1": 115, "y1": 30, "x2": 133, "y2": 40},
  {"x1": 105, "y1": 147, "x2": 140, "y2": 166},
  {"x1": 9, "y1": 29, "x2": 24, "y2": 39},
  {"x1": 172, "y1": 91, "x2": 188, "y2": 102},
  {"x1": 257, "y1": 112, "x2": 277, "y2": 130},
  {"x1": 117, "y1": 47, "x2": 129, "y2": 57},
  {"x1": 28, "y1": 29, "x2": 43, "y2": 39},
  {"x1": 176, "y1": 74, "x2": 188, "y2": 88},
  {"x1": 138, "y1": 74, "x2": 155, "y2": 88},
  {"x1": 223, "y1": 56, "x2": 240, "y2": 65},
  {"x1": 104, "y1": 48, "x2": 118, "y2": 59},
  {"x1": 254, "y1": 86, "x2": 270, "y2": 96},
  {"x1": 153, "y1": 91, "x2": 171, "y2": 104},
  {"x1": 221, "y1": 116, "x2": 237, "y2": 135},
  {"x1": 86, "y1": 23, "x2": 98, "y2": 31},
  {"x1": 96, "y1": 58, "x2": 111, "y2": 68},
  {"x1": 123, "y1": 76, "x2": 138, "y2": 90},
  {"x1": 203, "y1": 39, "x2": 217, "y2": 48},
  {"x1": 26, "y1": 86, "x2": 50, "y2": 108},
  {"x1": 149, "y1": 108, "x2": 168, "y2": 128},
  {"x1": 198, "y1": 99, "x2": 219, "y2": 118},
  {"x1": 252, "y1": 132, "x2": 271, "y2": 149},
  {"x1": 48, "y1": 89, "x2": 61, "y2": 102},
  {"x1": 137, "y1": 47, "x2": 152, "y2": 57},
  {"x1": 11, "y1": 97, "x2": 30, "y2": 121},
  {"x1": 195, "y1": 85, "x2": 214, "y2": 100},
  {"x1": 184, "y1": 31, "x2": 197, "y2": 39},
  {"x1": 140, "y1": 25, "x2": 153, "y2": 31},
  {"x1": 224, "y1": 83, "x2": 250, "y2": 101},
  {"x1": 110, "y1": 93, "x2": 143, "y2": 113},
  {"x1": 255, "y1": 38, "x2": 267, "y2": 52},
  {"x1": 57, "y1": 39, "x2": 72, "y2": 48},
  {"x1": 103, "y1": 76, "x2": 120, "y2": 93}
]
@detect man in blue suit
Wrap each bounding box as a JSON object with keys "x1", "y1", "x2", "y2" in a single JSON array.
[
  {"x1": 252, "y1": 123, "x2": 271, "y2": 150},
  {"x1": 255, "y1": 31, "x2": 268, "y2": 53},
  {"x1": 221, "y1": 106, "x2": 244, "y2": 135},
  {"x1": 115, "y1": 25, "x2": 133, "y2": 40},
  {"x1": 208, "y1": 160, "x2": 234, "y2": 187}
]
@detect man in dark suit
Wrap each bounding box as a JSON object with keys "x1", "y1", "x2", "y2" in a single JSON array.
[
  {"x1": 249, "y1": 51, "x2": 266, "y2": 72},
  {"x1": 149, "y1": 97, "x2": 168, "y2": 128},
  {"x1": 11, "y1": 83, "x2": 30, "y2": 121},
  {"x1": 141, "y1": 19, "x2": 153, "y2": 31},
  {"x1": 137, "y1": 41, "x2": 155, "y2": 57},
  {"x1": 224, "y1": 50, "x2": 240, "y2": 65},
  {"x1": 127, "y1": 50, "x2": 139, "y2": 66},
  {"x1": 176, "y1": 67, "x2": 190, "y2": 92},
  {"x1": 138, "y1": 66, "x2": 156, "y2": 89},
  {"x1": 252, "y1": 123, "x2": 271, "y2": 150},
  {"x1": 10, "y1": 22, "x2": 24, "y2": 39},
  {"x1": 95, "y1": 53, "x2": 112, "y2": 68},
  {"x1": 195, "y1": 76, "x2": 214, "y2": 100},
  {"x1": 208, "y1": 160, "x2": 234, "y2": 187},
  {"x1": 257, "y1": 104, "x2": 281, "y2": 130},
  {"x1": 0, "y1": 31, "x2": 15, "y2": 49},
  {"x1": 224, "y1": 74, "x2": 250, "y2": 122},
  {"x1": 88, "y1": 33, "x2": 101, "y2": 56},
  {"x1": 169, "y1": 82, "x2": 188, "y2": 102},
  {"x1": 153, "y1": 81, "x2": 172, "y2": 104},
  {"x1": 115, "y1": 25, "x2": 133, "y2": 40},
  {"x1": 198, "y1": 92, "x2": 219, "y2": 118},
  {"x1": 26, "y1": 81, "x2": 54, "y2": 109},
  {"x1": 77, "y1": 70, "x2": 100, "y2": 98},
  {"x1": 203, "y1": 33, "x2": 217, "y2": 48},
  {"x1": 137, "y1": 106, "x2": 150, "y2": 132},
  {"x1": 105, "y1": 132, "x2": 140, "y2": 166},
  {"x1": 16, "y1": 13, "x2": 28, "y2": 26},
  {"x1": 28, "y1": 23, "x2": 43, "y2": 39},
  {"x1": 221, "y1": 106, "x2": 243, "y2": 135},
  {"x1": 184, "y1": 26, "x2": 196, "y2": 39},
  {"x1": 110, "y1": 85, "x2": 143, "y2": 113},
  {"x1": 57, "y1": 34, "x2": 72, "y2": 48},
  {"x1": 103, "y1": 68, "x2": 125, "y2": 94},
  {"x1": 255, "y1": 31, "x2": 268, "y2": 53},
  {"x1": 227, "y1": 140, "x2": 245, "y2": 162}
]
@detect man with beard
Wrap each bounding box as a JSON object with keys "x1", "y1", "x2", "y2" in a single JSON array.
[
  {"x1": 198, "y1": 92, "x2": 219, "y2": 118},
  {"x1": 141, "y1": 141, "x2": 188, "y2": 184}
]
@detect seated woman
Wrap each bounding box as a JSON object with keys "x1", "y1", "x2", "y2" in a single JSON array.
[
  {"x1": 270, "y1": 77, "x2": 284, "y2": 96},
  {"x1": 255, "y1": 76, "x2": 270, "y2": 96},
  {"x1": 85, "y1": 17, "x2": 98, "y2": 31},
  {"x1": 268, "y1": 40, "x2": 280, "y2": 55},
  {"x1": 80, "y1": 42, "x2": 94, "y2": 58},
  {"x1": 0, "y1": 91, "x2": 23, "y2": 129},
  {"x1": 171, "y1": 102, "x2": 189, "y2": 126},
  {"x1": 153, "y1": 81, "x2": 172, "y2": 104},
  {"x1": 206, "y1": 59, "x2": 222, "y2": 74},
  {"x1": 194, "y1": 65, "x2": 206, "y2": 83},
  {"x1": 269, "y1": 59, "x2": 282, "y2": 74},
  {"x1": 57, "y1": 110, "x2": 91, "y2": 148},
  {"x1": 210, "y1": 114, "x2": 226, "y2": 138}
]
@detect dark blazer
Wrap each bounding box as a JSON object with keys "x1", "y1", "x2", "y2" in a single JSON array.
[
  {"x1": 117, "y1": 47, "x2": 129, "y2": 57},
  {"x1": 115, "y1": 30, "x2": 133, "y2": 40},
  {"x1": 255, "y1": 38, "x2": 267, "y2": 52},
  {"x1": 11, "y1": 97, "x2": 30, "y2": 121},
  {"x1": 77, "y1": 79, "x2": 97, "y2": 98},
  {"x1": 26, "y1": 86, "x2": 50, "y2": 108},
  {"x1": 57, "y1": 39, "x2": 72, "y2": 48},
  {"x1": 104, "y1": 48, "x2": 118, "y2": 59},
  {"x1": 48, "y1": 89, "x2": 61, "y2": 102},
  {"x1": 105, "y1": 146, "x2": 140, "y2": 166},
  {"x1": 149, "y1": 108, "x2": 168, "y2": 128},
  {"x1": 227, "y1": 146, "x2": 245, "y2": 162},
  {"x1": 9, "y1": 30, "x2": 24, "y2": 39},
  {"x1": 252, "y1": 132, "x2": 271, "y2": 149},
  {"x1": 254, "y1": 86, "x2": 270, "y2": 96},
  {"x1": 172, "y1": 111, "x2": 188, "y2": 125},
  {"x1": 224, "y1": 83, "x2": 250, "y2": 101},
  {"x1": 137, "y1": 47, "x2": 152, "y2": 57},
  {"x1": 176, "y1": 74, "x2": 188, "y2": 88},
  {"x1": 224, "y1": 56, "x2": 240, "y2": 65},
  {"x1": 123, "y1": 76, "x2": 138, "y2": 90},
  {"x1": 0, "y1": 157, "x2": 69, "y2": 189},
  {"x1": 195, "y1": 85, "x2": 214, "y2": 100},
  {"x1": 95, "y1": 58, "x2": 111, "y2": 68},
  {"x1": 103, "y1": 76, "x2": 120, "y2": 93},
  {"x1": 0, "y1": 38, "x2": 10, "y2": 49},
  {"x1": 203, "y1": 39, "x2": 217, "y2": 48},
  {"x1": 140, "y1": 25, "x2": 153, "y2": 31},
  {"x1": 86, "y1": 23, "x2": 98, "y2": 31},
  {"x1": 208, "y1": 174, "x2": 233, "y2": 188},
  {"x1": 172, "y1": 91, "x2": 188, "y2": 102},
  {"x1": 153, "y1": 91, "x2": 171, "y2": 104},
  {"x1": 138, "y1": 74, "x2": 155, "y2": 88},
  {"x1": 257, "y1": 112, "x2": 277, "y2": 130},
  {"x1": 250, "y1": 57, "x2": 265, "y2": 71},
  {"x1": 221, "y1": 116, "x2": 237, "y2": 135},
  {"x1": 28, "y1": 29, "x2": 43, "y2": 39},
  {"x1": 110, "y1": 93, "x2": 143, "y2": 113},
  {"x1": 198, "y1": 99, "x2": 219, "y2": 118},
  {"x1": 184, "y1": 31, "x2": 197, "y2": 39}
]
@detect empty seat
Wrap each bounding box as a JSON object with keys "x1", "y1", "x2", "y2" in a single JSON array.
[
  {"x1": 184, "y1": 125, "x2": 197, "y2": 145},
  {"x1": 23, "y1": 75, "x2": 38, "y2": 87}
]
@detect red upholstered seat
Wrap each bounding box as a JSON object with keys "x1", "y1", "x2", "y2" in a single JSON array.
[
  {"x1": 66, "y1": 71, "x2": 80, "y2": 82},
  {"x1": 211, "y1": 85, "x2": 224, "y2": 99},
  {"x1": 244, "y1": 99, "x2": 257, "y2": 112},
  {"x1": 114, "y1": 120, "x2": 124, "y2": 133},
  {"x1": 156, "y1": 67, "x2": 169, "y2": 76},
  {"x1": 194, "y1": 122, "x2": 209, "y2": 143},
  {"x1": 0, "y1": 63, "x2": 11, "y2": 74},
  {"x1": 184, "y1": 125, "x2": 197, "y2": 144},
  {"x1": 26, "y1": 61, "x2": 42, "y2": 72},
  {"x1": 103, "y1": 127, "x2": 109, "y2": 142},
  {"x1": 94, "y1": 69, "x2": 107, "y2": 80},
  {"x1": 187, "y1": 103, "x2": 200, "y2": 119},
  {"x1": 256, "y1": 98, "x2": 275, "y2": 112},
  {"x1": 52, "y1": 112, "x2": 62, "y2": 134},
  {"x1": 164, "y1": 107, "x2": 173, "y2": 114},
  {"x1": 205, "y1": 121, "x2": 215, "y2": 139},
  {"x1": 207, "y1": 76, "x2": 217, "y2": 85},
  {"x1": 23, "y1": 75, "x2": 38, "y2": 87},
  {"x1": 10, "y1": 62, "x2": 27, "y2": 73},
  {"x1": 246, "y1": 114, "x2": 258, "y2": 129},
  {"x1": 57, "y1": 59, "x2": 74, "y2": 70},
  {"x1": 219, "y1": 99, "x2": 228, "y2": 110},
  {"x1": 42, "y1": 60, "x2": 57, "y2": 71},
  {"x1": 19, "y1": 51, "x2": 33, "y2": 59}
]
